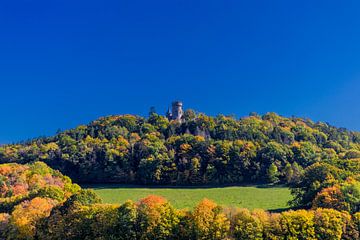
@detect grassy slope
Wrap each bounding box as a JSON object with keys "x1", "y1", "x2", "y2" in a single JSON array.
[{"x1": 86, "y1": 184, "x2": 292, "y2": 210}]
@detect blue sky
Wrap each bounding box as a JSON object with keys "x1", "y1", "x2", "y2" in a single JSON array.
[{"x1": 1, "y1": 0, "x2": 360, "y2": 143}]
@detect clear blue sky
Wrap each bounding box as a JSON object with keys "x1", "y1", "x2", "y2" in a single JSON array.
[{"x1": 1, "y1": 0, "x2": 360, "y2": 143}]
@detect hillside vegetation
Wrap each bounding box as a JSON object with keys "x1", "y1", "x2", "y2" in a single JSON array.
[
  {"x1": 0, "y1": 108, "x2": 360, "y2": 239},
  {"x1": 0, "y1": 111, "x2": 359, "y2": 211},
  {"x1": 1, "y1": 111, "x2": 359, "y2": 185},
  {"x1": 0, "y1": 162, "x2": 81, "y2": 238}
]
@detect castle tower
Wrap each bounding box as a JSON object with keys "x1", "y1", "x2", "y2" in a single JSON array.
[
  {"x1": 166, "y1": 107, "x2": 172, "y2": 120},
  {"x1": 171, "y1": 101, "x2": 183, "y2": 121}
]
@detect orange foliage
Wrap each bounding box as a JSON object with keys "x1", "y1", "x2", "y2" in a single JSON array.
[
  {"x1": 28, "y1": 174, "x2": 46, "y2": 189},
  {"x1": 180, "y1": 143, "x2": 192, "y2": 153},
  {"x1": 0, "y1": 165, "x2": 13, "y2": 175},
  {"x1": 12, "y1": 184, "x2": 28, "y2": 195},
  {"x1": 192, "y1": 199, "x2": 230, "y2": 239},
  {"x1": 11, "y1": 197, "x2": 56, "y2": 238},
  {"x1": 137, "y1": 195, "x2": 167, "y2": 208},
  {"x1": 313, "y1": 185, "x2": 349, "y2": 211},
  {"x1": 0, "y1": 164, "x2": 28, "y2": 175},
  {"x1": 192, "y1": 198, "x2": 217, "y2": 229},
  {"x1": 0, "y1": 182, "x2": 9, "y2": 197}
]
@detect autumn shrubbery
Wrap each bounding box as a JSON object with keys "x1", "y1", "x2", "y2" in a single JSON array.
[
  {"x1": 0, "y1": 162, "x2": 359, "y2": 239},
  {"x1": 30, "y1": 197, "x2": 360, "y2": 240},
  {"x1": 0, "y1": 162, "x2": 80, "y2": 239},
  {"x1": 2, "y1": 189, "x2": 359, "y2": 239}
]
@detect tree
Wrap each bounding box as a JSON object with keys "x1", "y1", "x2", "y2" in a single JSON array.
[
  {"x1": 58, "y1": 189, "x2": 102, "y2": 214},
  {"x1": 10, "y1": 197, "x2": 56, "y2": 239},
  {"x1": 340, "y1": 179, "x2": 360, "y2": 213},
  {"x1": 312, "y1": 179, "x2": 360, "y2": 213},
  {"x1": 284, "y1": 163, "x2": 294, "y2": 184},
  {"x1": 267, "y1": 163, "x2": 279, "y2": 183},
  {"x1": 136, "y1": 195, "x2": 180, "y2": 240},
  {"x1": 191, "y1": 198, "x2": 230, "y2": 240},
  {"x1": 280, "y1": 210, "x2": 315, "y2": 240},
  {"x1": 289, "y1": 163, "x2": 343, "y2": 207},
  {"x1": 183, "y1": 109, "x2": 196, "y2": 121},
  {"x1": 312, "y1": 185, "x2": 349, "y2": 212},
  {"x1": 232, "y1": 208, "x2": 264, "y2": 240},
  {"x1": 116, "y1": 201, "x2": 137, "y2": 240},
  {"x1": 313, "y1": 208, "x2": 346, "y2": 240}
]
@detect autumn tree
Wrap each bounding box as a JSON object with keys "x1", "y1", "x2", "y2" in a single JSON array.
[
  {"x1": 191, "y1": 198, "x2": 230, "y2": 240},
  {"x1": 232, "y1": 208, "x2": 264, "y2": 240},
  {"x1": 280, "y1": 210, "x2": 315, "y2": 240},
  {"x1": 9, "y1": 197, "x2": 56, "y2": 239},
  {"x1": 136, "y1": 195, "x2": 180, "y2": 240},
  {"x1": 313, "y1": 208, "x2": 347, "y2": 240}
]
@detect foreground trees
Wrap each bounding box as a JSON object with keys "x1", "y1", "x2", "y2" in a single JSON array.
[
  {"x1": 33, "y1": 199, "x2": 360, "y2": 240},
  {"x1": 0, "y1": 162, "x2": 359, "y2": 239},
  {"x1": 0, "y1": 162, "x2": 81, "y2": 239}
]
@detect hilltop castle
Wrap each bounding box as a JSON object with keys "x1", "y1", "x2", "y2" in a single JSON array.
[{"x1": 166, "y1": 101, "x2": 184, "y2": 121}]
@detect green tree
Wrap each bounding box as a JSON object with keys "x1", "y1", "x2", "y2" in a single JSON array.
[{"x1": 267, "y1": 163, "x2": 279, "y2": 183}]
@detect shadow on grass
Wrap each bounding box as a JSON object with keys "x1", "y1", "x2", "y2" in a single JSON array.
[
  {"x1": 82, "y1": 183, "x2": 290, "y2": 190},
  {"x1": 268, "y1": 205, "x2": 306, "y2": 213},
  {"x1": 268, "y1": 207, "x2": 293, "y2": 213},
  {"x1": 255, "y1": 184, "x2": 288, "y2": 189}
]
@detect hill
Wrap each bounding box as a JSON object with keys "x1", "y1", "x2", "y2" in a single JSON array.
[
  {"x1": 0, "y1": 111, "x2": 360, "y2": 239},
  {"x1": 0, "y1": 110, "x2": 359, "y2": 185}
]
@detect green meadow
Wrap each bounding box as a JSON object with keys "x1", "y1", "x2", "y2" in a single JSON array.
[{"x1": 86, "y1": 184, "x2": 292, "y2": 211}]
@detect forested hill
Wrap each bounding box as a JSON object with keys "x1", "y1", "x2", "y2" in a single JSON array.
[{"x1": 1, "y1": 111, "x2": 360, "y2": 184}]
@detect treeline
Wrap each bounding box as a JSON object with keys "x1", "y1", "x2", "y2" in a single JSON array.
[
  {"x1": 1, "y1": 190, "x2": 360, "y2": 240},
  {"x1": 1, "y1": 111, "x2": 359, "y2": 186}
]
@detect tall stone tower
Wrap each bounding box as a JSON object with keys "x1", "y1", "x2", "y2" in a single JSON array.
[{"x1": 167, "y1": 101, "x2": 183, "y2": 121}]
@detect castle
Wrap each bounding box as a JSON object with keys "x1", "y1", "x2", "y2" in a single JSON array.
[{"x1": 166, "y1": 101, "x2": 184, "y2": 121}]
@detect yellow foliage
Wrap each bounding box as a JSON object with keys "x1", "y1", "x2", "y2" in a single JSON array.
[
  {"x1": 280, "y1": 210, "x2": 316, "y2": 240},
  {"x1": 193, "y1": 198, "x2": 230, "y2": 240},
  {"x1": 11, "y1": 197, "x2": 56, "y2": 238}
]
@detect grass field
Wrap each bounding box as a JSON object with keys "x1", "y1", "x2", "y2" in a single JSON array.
[{"x1": 85, "y1": 184, "x2": 292, "y2": 211}]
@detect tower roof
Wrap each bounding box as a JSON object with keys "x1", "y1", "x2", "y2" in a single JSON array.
[
  {"x1": 172, "y1": 101, "x2": 183, "y2": 106},
  {"x1": 166, "y1": 107, "x2": 172, "y2": 114}
]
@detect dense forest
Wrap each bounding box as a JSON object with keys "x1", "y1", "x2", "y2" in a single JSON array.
[{"x1": 0, "y1": 111, "x2": 359, "y2": 185}]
